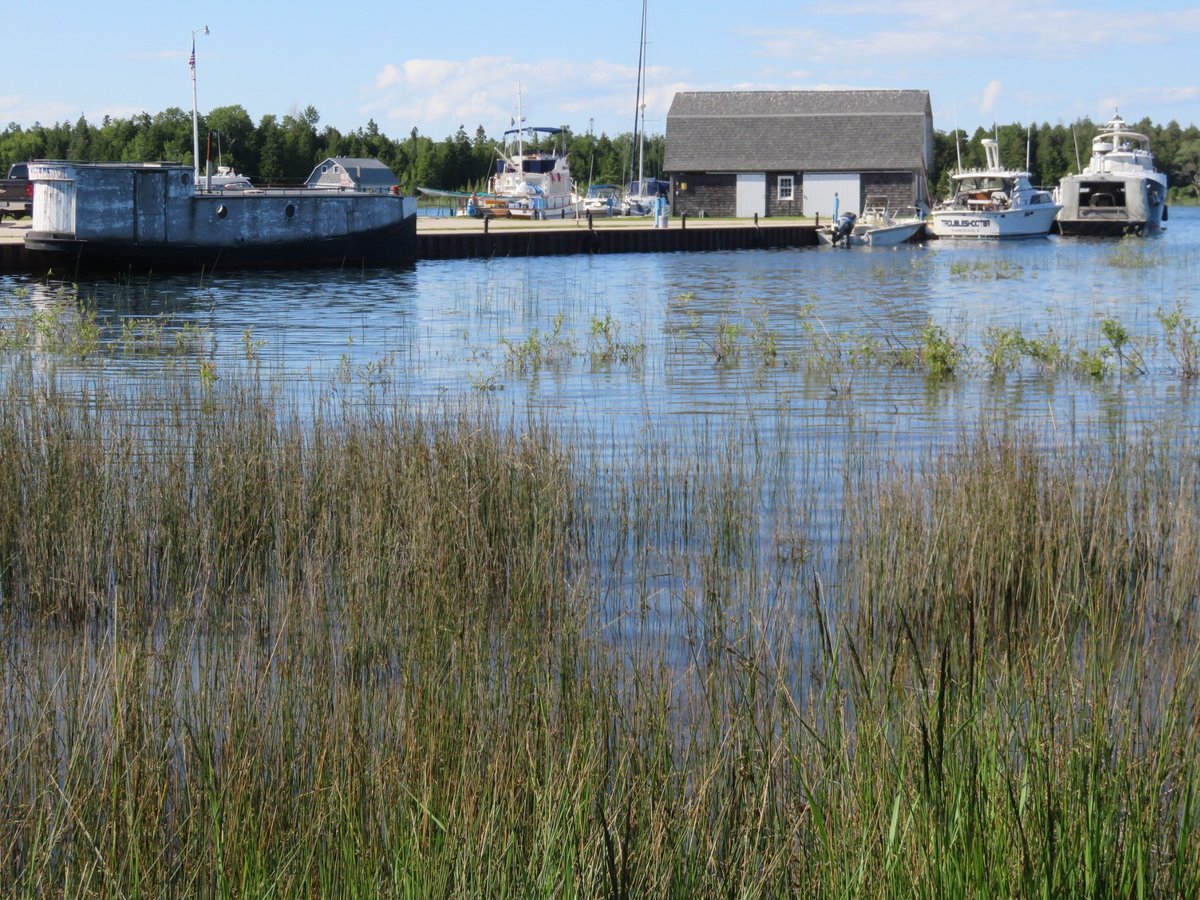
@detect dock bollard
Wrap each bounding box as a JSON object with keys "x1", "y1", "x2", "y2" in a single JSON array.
[
  {"x1": 681, "y1": 213, "x2": 687, "y2": 230},
  {"x1": 754, "y1": 213, "x2": 758, "y2": 226},
  {"x1": 587, "y1": 211, "x2": 593, "y2": 230},
  {"x1": 483, "y1": 217, "x2": 489, "y2": 234}
]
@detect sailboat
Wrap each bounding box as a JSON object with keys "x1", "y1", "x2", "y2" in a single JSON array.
[{"x1": 623, "y1": 0, "x2": 668, "y2": 216}]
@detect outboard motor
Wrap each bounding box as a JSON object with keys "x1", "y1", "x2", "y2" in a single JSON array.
[{"x1": 831, "y1": 212, "x2": 857, "y2": 247}]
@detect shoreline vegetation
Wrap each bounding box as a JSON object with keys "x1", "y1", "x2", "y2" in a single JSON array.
[
  {"x1": 2, "y1": 349, "x2": 1199, "y2": 894},
  {"x1": 3, "y1": 110, "x2": 1200, "y2": 203}
]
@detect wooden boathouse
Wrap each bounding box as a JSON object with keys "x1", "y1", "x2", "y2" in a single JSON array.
[{"x1": 663, "y1": 90, "x2": 934, "y2": 221}]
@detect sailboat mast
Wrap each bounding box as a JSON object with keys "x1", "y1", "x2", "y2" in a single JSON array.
[
  {"x1": 630, "y1": 0, "x2": 647, "y2": 188},
  {"x1": 637, "y1": 0, "x2": 647, "y2": 187},
  {"x1": 517, "y1": 83, "x2": 524, "y2": 165}
]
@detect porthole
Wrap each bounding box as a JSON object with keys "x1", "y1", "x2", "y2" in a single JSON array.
[
  {"x1": 285, "y1": 203, "x2": 296, "y2": 218},
  {"x1": 181, "y1": 173, "x2": 191, "y2": 187},
  {"x1": 216, "y1": 204, "x2": 228, "y2": 219}
]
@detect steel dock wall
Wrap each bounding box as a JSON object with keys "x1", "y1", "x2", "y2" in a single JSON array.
[
  {"x1": 417, "y1": 222, "x2": 817, "y2": 259},
  {"x1": 2, "y1": 221, "x2": 819, "y2": 272}
]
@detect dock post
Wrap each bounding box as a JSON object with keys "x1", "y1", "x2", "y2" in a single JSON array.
[
  {"x1": 484, "y1": 218, "x2": 489, "y2": 234},
  {"x1": 587, "y1": 212, "x2": 593, "y2": 230},
  {"x1": 681, "y1": 213, "x2": 687, "y2": 230}
]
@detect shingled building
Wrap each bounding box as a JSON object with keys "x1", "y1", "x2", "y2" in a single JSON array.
[{"x1": 663, "y1": 90, "x2": 933, "y2": 219}]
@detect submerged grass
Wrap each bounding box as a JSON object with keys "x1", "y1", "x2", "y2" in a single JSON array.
[{"x1": 1, "y1": 365, "x2": 1199, "y2": 896}]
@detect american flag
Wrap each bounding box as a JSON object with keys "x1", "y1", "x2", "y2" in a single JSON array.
[{"x1": 189, "y1": 41, "x2": 196, "y2": 80}]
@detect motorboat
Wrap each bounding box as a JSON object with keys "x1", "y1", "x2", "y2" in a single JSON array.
[
  {"x1": 197, "y1": 165, "x2": 254, "y2": 192},
  {"x1": 1055, "y1": 114, "x2": 1168, "y2": 236},
  {"x1": 481, "y1": 92, "x2": 580, "y2": 219},
  {"x1": 817, "y1": 196, "x2": 925, "y2": 247},
  {"x1": 927, "y1": 138, "x2": 1061, "y2": 239},
  {"x1": 582, "y1": 183, "x2": 625, "y2": 215}
]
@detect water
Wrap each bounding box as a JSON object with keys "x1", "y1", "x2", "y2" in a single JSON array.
[
  {"x1": 3, "y1": 211, "x2": 1199, "y2": 484},
  {"x1": 4, "y1": 212, "x2": 1199, "y2": 659}
]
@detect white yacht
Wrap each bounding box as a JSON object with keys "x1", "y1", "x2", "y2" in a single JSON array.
[
  {"x1": 928, "y1": 138, "x2": 1061, "y2": 239},
  {"x1": 483, "y1": 118, "x2": 580, "y2": 219},
  {"x1": 1055, "y1": 114, "x2": 1167, "y2": 236}
]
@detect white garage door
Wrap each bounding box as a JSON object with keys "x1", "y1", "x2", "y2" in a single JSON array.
[
  {"x1": 735, "y1": 173, "x2": 766, "y2": 218},
  {"x1": 803, "y1": 174, "x2": 861, "y2": 220}
]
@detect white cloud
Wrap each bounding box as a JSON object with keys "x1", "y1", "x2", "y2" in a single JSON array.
[
  {"x1": 980, "y1": 80, "x2": 1003, "y2": 116},
  {"x1": 740, "y1": 3, "x2": 1198, "y2": 66},
  {"x1": 363, "y1": 55, "x2": 678, "y2": 137}
]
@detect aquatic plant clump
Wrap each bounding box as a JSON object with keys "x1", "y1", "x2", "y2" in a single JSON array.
[{"x1": 1, "y1": 368, "x2": 1199, "y2": 896}]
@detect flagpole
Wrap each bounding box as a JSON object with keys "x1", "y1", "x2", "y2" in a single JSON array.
[{"x1": 190, "y1": 25, "x2": 209, "y2": 187}]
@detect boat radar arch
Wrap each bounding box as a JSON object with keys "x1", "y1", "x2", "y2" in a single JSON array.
[{"x1": 982, "y1": 138, "x2": 1001, "y2": 171}]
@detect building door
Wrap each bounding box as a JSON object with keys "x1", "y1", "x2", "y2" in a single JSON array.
[
  {"x1": 735, "y1": 173, "x2": 767, "y2": 218},
  {"x1": 803, "y1": 173, "x2": 860, "y2": 220}
]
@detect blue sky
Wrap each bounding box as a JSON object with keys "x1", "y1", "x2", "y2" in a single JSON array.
[{"x1": 4, "y1": 0, "x2": 1198, "y2": 140}]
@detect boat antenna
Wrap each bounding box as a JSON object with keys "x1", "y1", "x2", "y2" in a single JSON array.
[
  {"x1": 953, "y1": 109, "x2": 962, "y2": 173},
  {"x1": 1071, "y1": 123, "x2": 1081, "y2": 172},
  {"x1": 1026, "y1": 122, "x2": 1031, "y2": 172}
]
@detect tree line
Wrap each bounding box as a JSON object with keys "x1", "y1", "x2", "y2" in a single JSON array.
[{"x1": 3, "y1": 106, "x2": 1198, "y2": 201}]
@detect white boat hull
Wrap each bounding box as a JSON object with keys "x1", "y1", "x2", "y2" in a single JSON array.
[
  {"x1": 864, "y1": 221, "x2": 925, "y2": 246},
  {"x1": 817, "y1": 220, "x2": 925, "y2": 247},
  {"x1": 927, "y1": 204, "x2": 1060, "y2": 239}
]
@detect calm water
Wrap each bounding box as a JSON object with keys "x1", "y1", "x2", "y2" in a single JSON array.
[
  {"x1": 4, "y1": 211, "x2": 1200, "y2": 644},
  {"x1": 3, "y1": 211, "x2": 1199, "y2": 474}
]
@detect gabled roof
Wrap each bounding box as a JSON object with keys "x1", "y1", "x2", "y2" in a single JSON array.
[
  {"x1": 307, "y1": 157, "x2": 398, "y2": 188},
  {"x1": 664, "y1": 90, "x2": 932, "y2": 173}
]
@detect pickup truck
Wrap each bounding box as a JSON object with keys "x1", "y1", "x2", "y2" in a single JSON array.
[{"x1": 0, "y1": 162, "x2": 32, "y2": 219}]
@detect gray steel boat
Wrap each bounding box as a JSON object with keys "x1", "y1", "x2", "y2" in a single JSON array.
[
  {"x1": 24, "y1": 160, "x2": 416, "y2": 272},
  {"x1": 1056, "y1": 115, "x2": 1168, "y2": 236}
]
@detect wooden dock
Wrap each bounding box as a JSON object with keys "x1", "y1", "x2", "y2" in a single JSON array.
[{"x1": 1, "y1": 215, "x2": 819, "y2": 273}]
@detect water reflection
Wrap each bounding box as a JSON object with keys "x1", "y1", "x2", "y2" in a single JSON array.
[{"x1": 1, "y1": 210, "x2": 1198, "y2": 448}]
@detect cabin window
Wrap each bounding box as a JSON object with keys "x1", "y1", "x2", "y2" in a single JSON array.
[
  {"x1": 216, "y1": 205, "x2": 228, "y2": 219},
  {"x1": 777, "y1": 176, "x2": 794, "y2": 201},
  {"x1": 321, "y1": 165, "x2": 328, "y2": 174}
]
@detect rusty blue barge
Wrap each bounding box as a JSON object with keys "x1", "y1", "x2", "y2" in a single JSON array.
[{"x1": 24, "y1": 161, "x2": 417, "y2": 272}]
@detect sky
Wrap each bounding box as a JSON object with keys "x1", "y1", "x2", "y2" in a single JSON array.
[{"x1": 3, "y1": 0, "x2": 1199, "y2": 142}]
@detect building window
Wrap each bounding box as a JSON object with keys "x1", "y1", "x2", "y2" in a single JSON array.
[{"x1": 777, "y1": 175, "x2": 794, "y2": 201}]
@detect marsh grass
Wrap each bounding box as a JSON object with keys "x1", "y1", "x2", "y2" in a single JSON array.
[{"x1": 2, "y1": 366, "x2": 1199, "y2": 896}]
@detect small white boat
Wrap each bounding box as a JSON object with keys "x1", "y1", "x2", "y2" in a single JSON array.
[
  {"x1": 1055, "y1": 114, "x2": 1168, "y2": 236},
  {"x1": 927, "y1": 138, "x2": 1061, "y2": 239},
  {"x1": 817, "y1": 197, "x2": 925, "y2": 247},
  {"x1": 582, "y1": 183, "x2": 625, "y2": 215}
]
